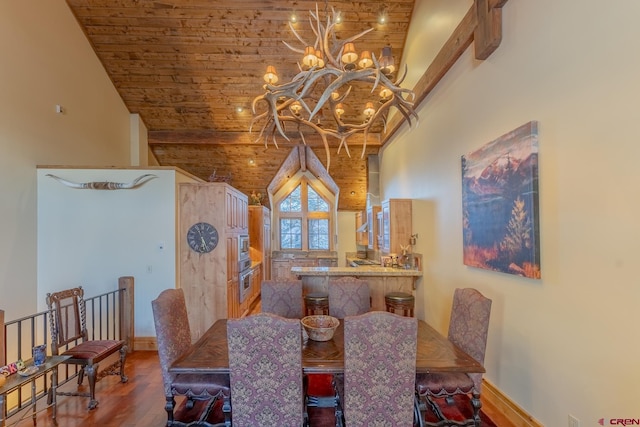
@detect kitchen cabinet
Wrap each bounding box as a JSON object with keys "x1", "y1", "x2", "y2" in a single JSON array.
[
  {"x1": 179, "y1": 182, "x2": 248, "y2": 340},
  {"x1": 355, "y1": 210, "x2": 368, "y2": 246},
  {"x1": 381, "y1": 199, "x2": 412, "y2": 255},
  {"x1": 366, "y1": 205, "x2": 381, "y2": 251},
  {"x1": 249, "y1": 205, "x2": 271, "y2": 281}
]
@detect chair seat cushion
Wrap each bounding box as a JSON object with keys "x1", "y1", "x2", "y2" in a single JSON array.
[
  {"x1": 171, "y1": 373, "x2": 230, "y2": 398},
  {"x1": 62, "y1": 340, "x2": 124, "y2": 363},
  {"x1": 415, "y1": 372, "x2": 475, "y2": 396}
]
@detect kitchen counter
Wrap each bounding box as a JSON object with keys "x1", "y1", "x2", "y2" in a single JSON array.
[
  {"x1": 292, "y1": 266, "x2": 422, "y2": 312},
  {"x1": 291, "y1": 266, "x2": 422, "y2": 277}
]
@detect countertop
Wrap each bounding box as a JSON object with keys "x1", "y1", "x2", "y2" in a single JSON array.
[{"x1": 290, "y1": 266, "x2": 422, "y2": 277}]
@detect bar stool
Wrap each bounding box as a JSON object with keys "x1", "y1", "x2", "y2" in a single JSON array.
[
  {"x1": 304, "y1": 292, "x2": 330, "y2": 316},
  {"x1": 385, "y1": 292, "x2": 415, "y2": 317}
]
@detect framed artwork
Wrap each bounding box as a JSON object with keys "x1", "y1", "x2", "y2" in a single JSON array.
[{"x1": 461, "y1": 121, "x2": 540, "y2": 278}]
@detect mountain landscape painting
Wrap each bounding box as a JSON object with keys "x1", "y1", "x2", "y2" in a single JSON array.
[{"x1": 462, "y1": 121, "x2": 540, "y2": 278}]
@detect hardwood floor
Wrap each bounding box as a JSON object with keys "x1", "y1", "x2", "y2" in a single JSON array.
[{"x1": 10, "y1": 350, "x2": 515, "y2": 427}]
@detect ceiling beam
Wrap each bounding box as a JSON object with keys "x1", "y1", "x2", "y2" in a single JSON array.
[{"x1": 381, "y1": 0, "x2": 509, "y2": 145}]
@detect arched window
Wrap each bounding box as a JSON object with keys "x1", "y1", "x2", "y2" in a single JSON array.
[{"x1": 273, "y1": 173, "x2": 335, "y2": 251}]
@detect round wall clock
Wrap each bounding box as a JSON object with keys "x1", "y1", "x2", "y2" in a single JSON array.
[{"x1": 186, "y1": 222, "x2": 219, "y2": 253}]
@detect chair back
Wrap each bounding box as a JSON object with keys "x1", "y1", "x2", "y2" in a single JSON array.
[
  {"x1": 343, "y1": 311, "x2": 417, "y2": 426},
  {"x1": 227, "y1": 313, "x2": 304, "y2": 427},
  {"x1": 151, "y1": 288, "x2": 193, "y2": 395},
  {"x1": 46, "y1": 287, "x2": 88, "y2": 355},
  {"x1": 261, "y1": 280, "x2": 304, "y2": 318},
  {"x1": 328, "y1": 277, "x2": 371, "y2": 318},
  {"x1": 448, "y1": 288, "x2": 492, "y2": 390}
]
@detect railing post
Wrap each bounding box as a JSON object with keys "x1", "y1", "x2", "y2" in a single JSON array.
[
  {"x1": 118, "y1": 276, "x2": 135, "y2": 353},
  {"x1": 1, "y1": 309, "x2": 5, "y2": 365}
]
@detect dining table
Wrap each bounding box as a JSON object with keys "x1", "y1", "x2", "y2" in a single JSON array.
[{"x1": 169, "y1": 318, "x2": 485, "y2": 375}]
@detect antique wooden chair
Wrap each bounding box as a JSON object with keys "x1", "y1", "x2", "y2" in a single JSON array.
[
  {"x1": 152, "y1": 288, "x2": 231, "y2": 427},
  {"x1": 327, "y1": 276, "x2": 371, "y2": 318},
  {"x1": 337, "y1": 311, "x2": 418, "y2": 427},
  {"x1": 227, "y1": 313, "x2": 308, "y2": 427},
  {"x1": 261, "y1": 280, "x2": 304, "y2": 319},
  {"x1": 46, "y1": 286, "x2": 128, "y2": 410},
  {"x1": 415, "y1": 288, "x2": 492, "y2": 427}
]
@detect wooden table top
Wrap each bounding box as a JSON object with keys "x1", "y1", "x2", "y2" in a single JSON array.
[{"x1": 170, "y1": 318, "x2": 484, "y2": 375}]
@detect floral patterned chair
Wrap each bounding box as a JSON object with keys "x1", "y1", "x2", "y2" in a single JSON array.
[
  {"x1": 227, "y1": 313, "x2": 308, "y2": 427},
  {"x1": 328, "y1": 277, "x2": 371, "y2": 319},
  {"x1": 415, "y1": 288, "x2": 492, "y2": 427},
  {"x1": 338, "y1": 311, "x2": 418, "y2": 427},
  {"x1": 261, "y1": 280, "x2": 304, "y2": 319},
  {"x1": 152, "y1": 288, "x2": 231, "y2": 427}
]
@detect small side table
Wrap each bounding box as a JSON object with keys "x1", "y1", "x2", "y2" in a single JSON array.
[{"x1": 0, "y1": 355, "x2": 70, "y2": 427}]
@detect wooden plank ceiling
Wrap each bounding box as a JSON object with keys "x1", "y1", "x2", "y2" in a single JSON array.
[{"x1": 66, "y1": 0, "x2": 417, "y2": 211}]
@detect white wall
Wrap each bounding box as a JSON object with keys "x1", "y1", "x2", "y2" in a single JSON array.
[
  {"x1": 381, "y1": 0, "x2": 640, "y2": 424},
  {"x1": 37, "y1": 168, "x2": 187, "y2": 337},
  {"x1": 0, "y1": 1, "x2": 132, "y2": 319}
]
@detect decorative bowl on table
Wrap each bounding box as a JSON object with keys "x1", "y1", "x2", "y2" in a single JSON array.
[{"x1": 301, "y1": 315, "x2": 339, "y2": 342}]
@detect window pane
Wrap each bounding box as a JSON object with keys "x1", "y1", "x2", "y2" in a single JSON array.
[
  {"x1": 307, "y1": 186, "x2": 329, "y2": 212},
  {"x1": 308, "y1": 219, "x2": 329, "y2": 250},
  {"x1": 280, "y1": 185, "x2": 302, "y2": 212},
  {"x1": 280, "y1": 218, "x2": 302, "y2": 249}
]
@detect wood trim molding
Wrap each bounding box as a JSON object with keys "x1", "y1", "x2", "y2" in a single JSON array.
[
  {"x1": 481, "y1": 379, "x2": 544, "y2": 427},
  {"x1": 134, "y1": 337, "x2": 157, "y2": 352}
]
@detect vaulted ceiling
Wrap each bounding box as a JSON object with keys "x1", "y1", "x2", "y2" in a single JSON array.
[
  {"x1": 67, "y1": 0, "x2": 507, "y2": 210},
  {"x1": 66, "y1": 0, "x2": 417, "y2": 210}
]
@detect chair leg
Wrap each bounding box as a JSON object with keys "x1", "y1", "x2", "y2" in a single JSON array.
[
  {"x1": 119, "y1": 346, "x2": 129, "y2": 383},
  {"x1": 165, "y1": 395, "x2": 176, "y2": 427},
  {"x1": 77, "y1": 366, "x2": 85, "y2": 385},
  {"x1": 414, "y1": 393, "x2": 425, "y2": 427},
  {"x1": 85, "y1": 363, "x2": 99, "y2": 410},
  {"x1": 470, "y1": 391, "x2": 482, "y2": 427},
  {"x1": 222, "y1": 395, "x2": 232, "y2": 427}
]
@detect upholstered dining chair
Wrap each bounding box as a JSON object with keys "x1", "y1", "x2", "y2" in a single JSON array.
[
  {"x1": 415, "y1": 288, "x2": 492, "y2": 427},
  {"x1": 227, "y1": 313, "x2": 308, "y2": 427},
  {"x1": 337, "y1": 311, "x2": 418, "y2": 427},
  {"x1": 152, "y1": 288, "x2": 231, "y2": 427},
  {"x1": 46, "y1": 286, "x2": 128, "y2": 410},
  {"x1": 261, "y1": 280, "x2": 304, "y2": 318},
  {"x1": 327, "y1": 277, "x2": 371, "y2": 319}
]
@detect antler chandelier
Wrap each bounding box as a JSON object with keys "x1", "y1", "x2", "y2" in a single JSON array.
[{"x1": 250, "y1": 4, "x2": 418, "y2": 170}]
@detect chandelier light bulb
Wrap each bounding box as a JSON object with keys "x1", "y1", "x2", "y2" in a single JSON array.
[
  {"x1": 303, "y1": 46, "x2": 318, "y2": 68},
  {"x1": 290, "y1": 101, "x2": 302, "y2": 115},
  {"x1": 363, "y1": 102, "x2": 376, "y2": 118},
  {"x1": 358, "y1": 50, "x2": 373, "y2": 69},
  {"x1": 335, "y1": 103, "x2": 345, "y2": 117},
  {"x1": 380, "y1": 46, "x2": 396, "y2": 75},
  {"x1": 263, "y1": 65, "x2": 278, "y2": 84},
  {"x1": 341, "y1": 42, "x2": 358, "y2": 65},
  {"x1": 379, "y1": 86, "x2": 392, "y2": 99}
]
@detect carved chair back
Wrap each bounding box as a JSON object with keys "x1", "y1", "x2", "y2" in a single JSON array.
[
  {"x1": 343, "y1": 311, "x2": 417, "y2": 426},
  {"x1": 328, "y1": 277, "x2": 371, "y2": 319},
  {"x1": 227, "y1": 313, "x2": 306, "y2": 427}
]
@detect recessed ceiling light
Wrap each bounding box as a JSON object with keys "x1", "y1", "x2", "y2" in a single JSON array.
[
  {"x1": 290, "y1": 13, "x2": 298, "y2": 23},
  {"x1": 248, "y1": 159, "x2": 255, "y2": 165},
  {"x1": 236, "y1": 106, "x2": 244, "y2": 113},
  {"x1": 378, "y1": 12, "x2": 388, "y2": 25},
  {"x1": 335, "y1": 11, "x2": 342, "y2": 24}
]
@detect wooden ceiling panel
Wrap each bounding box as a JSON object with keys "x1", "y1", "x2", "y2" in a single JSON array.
[{"x1": 66, "y1": 0, "x2": 417, "y2": 210}]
